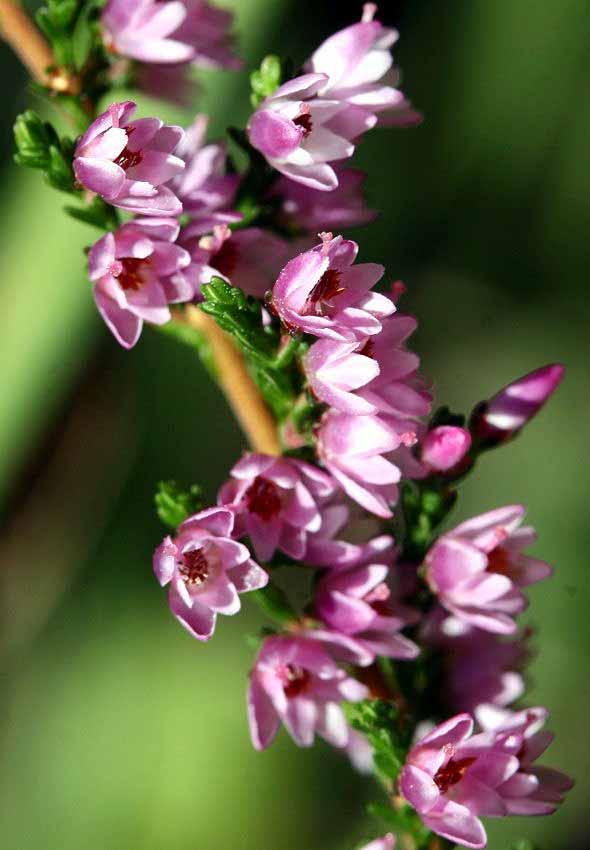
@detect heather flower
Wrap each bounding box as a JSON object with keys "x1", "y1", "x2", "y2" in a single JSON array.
[
  {"x1": 354, "y1": 312, "x2": 431, "y2": 422},
  {"x1": 179, "y1": 222, "x2": 290, "y2": 299},
  {"x1": 425, "y1": 505, "x2": 552, "y2": 634},
  {"x1": 101, "y1": 0, "x2": 194, "y2": 64},
  {"x1": 305, "y1": 501, "x2": 395, "y2": 569},
  {"x1": 305, "y1": 3, "x2": 421, "y2": 128},
  {"x1": 315, "y1": 561, "x2": 420, "y2": 662},
  {"x1": 218, "y1": 453, "x2": 337, "y2": 561},
  {"x1": 174, "y1": 0, "x2": 241, "y2": 70},
  {"x1": 247, "y1": 74, "x2": 356, "y2": 190},
  {"x1": 304, "y1": 338, "x2": 380, "y2": 414},
  {"x1": 400, "y1": 714, "x2": 520, "y2": 848},
  {"x1": 420, "y1": 608, "x2": 527, "y2": 717},
  {"x1": 88, "y1": 217, "x2": 191, "y2": 348},
  {"x1": 170, "y1": 114, "x2": 241, "y2": 230},
  {"x1": 471, "y1": 364, "x2": 564, "y2": 445},
  {"x1": 317, "y1": 409, "x2": 414, "y2": 518},
  {"x1": 247, "y1": 634, "x2": 368, "y2": 749},
  {"x1": 420, "y1": 426, "x2": 472, "y2": 474},
  {"x1": 73, "y1": 101, "x2": 184, "y2": 216},
  {"x1": 472, "y1": 706, "x2": 573, "y2": 815},
  {"x1": 102, "y1": 0, "x2": 240, "y2": 69},
  {"x1": 153, "y1": 506, "x2": 268, "y2": 641},
  {"x1": 271, "y1": 168, "x2": 376, "y2": 232},
  {"x1": 271, "y1": 233, "x2": 393, "y2": 340}
]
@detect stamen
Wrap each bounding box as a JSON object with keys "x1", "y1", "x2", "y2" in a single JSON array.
[
  {"x1": 293, "y1": 104, "x2": 313, "y2": 137},
  {"x1": 400, "y1": 431, "x2": 418, "y2": 447},
  {"x1": 283, "y1": 664, "x2": 311, "y2": 698},
  {"x1": 178, "y1": 548, "x2": 210, "y2": 586},
  {"x1": 305, "y1": 268, "x2": 345, "y2": 316},
  {"x1": 245, "y1": 476, "x2": 282, "y2": 521},
  {"x1": 113, "y1": 257, "x2": 151, "y2": 291},
  {"x1": 433, "y1": 756, "x2": 476, "y2": 794},
  {"x1": 362, "y1": 3, "x2": 378, "y2": 22}
]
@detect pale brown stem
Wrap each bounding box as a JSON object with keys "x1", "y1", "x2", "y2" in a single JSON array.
[
  {"x1": 0, "y1": 0, "x2": 79, "y2": 92},
  {"x1": 183, "y1": 306, "x2": 281, "y2": 456}
]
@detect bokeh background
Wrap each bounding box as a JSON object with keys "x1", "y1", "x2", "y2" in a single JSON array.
[{"x1": 1, "y1": 1, "x2": 589, "y2": 848}]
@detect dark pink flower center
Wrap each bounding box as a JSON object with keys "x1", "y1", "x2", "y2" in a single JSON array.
[
  {"x1": 434, "y1": 756, "x2": 476, "y2": 794},
  {"x1": 115, "y1": 257, "x2": 151, "y2": 291},
  {"x1": 114, "y1": 128, "x2": 143, "y2": 171},
  {"x1": 486, "y1": 547, "x2": 511, "y2": 577},
  {"x1": 178, "y1": 548, "x2": 210, "y2": 586},
  {"x1": 305, "y1": 268, "x2": 345, "y2": 316},
  {"x1": 365, "y1": 582, "x2": 393, "y2": 617},
  {"x1": 293, "y1": 112, "x2": 313, "y2": 137},
  {"x1": 283, "y1": 664, "x2": 311, "y2": 698},
  {"x1": 245, "y1": 476, "x2": 282, "y2": 521},
  {"x1": 211, "y1": 238, "x2": 239, "y2": 278},
  {"x1": 360, "y1": 338, "x2": 376, "y2": 359}
]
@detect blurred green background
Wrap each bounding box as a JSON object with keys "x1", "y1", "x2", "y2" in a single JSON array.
[{"x1": 1, "y1": 1, "x2": 588, "y2": 848}]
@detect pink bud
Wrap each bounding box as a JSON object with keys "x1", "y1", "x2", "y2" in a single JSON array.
[
  {"x1": 481, "y1": 364, "x2": 564, "y2": 435},
  {"x1": 421, "y1": 426, "x2": 472, "y2": 473}
]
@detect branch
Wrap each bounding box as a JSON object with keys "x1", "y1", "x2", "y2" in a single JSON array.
[
  {"x1": 181, "y1": 306, "x2": 281, "y2": 456},
  {"x1": 0, "y1": 0, "x2": 79, "y2": 92}
]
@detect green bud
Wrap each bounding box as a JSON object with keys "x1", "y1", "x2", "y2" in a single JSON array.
[
  {"x1": 250, "y1": 54, "x2": 282, "y2": 108},
  {"x1": 155, "y1": 481, "x2": 203, "y2": 529}
]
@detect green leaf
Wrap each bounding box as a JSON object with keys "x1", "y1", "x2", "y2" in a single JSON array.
[
  {"x1": 14, "y1": 111, "x2": 76, "y2": 194},
  {"x1": 250, "y1": 54, "x2": 282, "y2": 108},
  {"x1": 200, "y1": 277, "x2": 297, "y2": 420},
  {"x1": 155, "y1": 481, "x2": 203, "y2": 529},
  {"x1": 249, "y1": 583, "x2": 298, "y2": 626},
  {"x1": 344, "y1": 700, "x2": 407, "y2": 784}
]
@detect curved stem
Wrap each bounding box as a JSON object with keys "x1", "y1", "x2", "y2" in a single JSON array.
[{"x1": 182, "y1": 307, "x2": 281, "y2": 456}]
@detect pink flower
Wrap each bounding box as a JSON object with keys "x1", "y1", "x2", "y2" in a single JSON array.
[
  {"x1": 420, "y1": 426, "x2": 472, "y2": 474},
  {"x1": 102, "y1": 0, "x2": 194, "y2": 64},
  {"x1": 102, "y1": 0, "x2": 240, "y2": 69},
  {"x1": 247, "y1": 74, "x2": 357, "y2": 190},
  {"x1": 88, "y1": 217, "x2": 191, "y2": 348},
  {"x1": 218, "y1": 453, "x2": 337, "y2": 561},
  {"x1": 425, "y1": 506, "x2": 552, "y2": 634},
  {"x1": 271, "y1": 168, "x2": 376, "y2": 232},
  {"x1": 354, "y1": 312, "x2": 431, "y2": 423},
  {"x1": 360, "y1": 837, "x2": 395, "y2": 850},
  {"x1": 317, "y1": 409, "x2": 414, "y2": 518},
  {"x1": 304, "y1": 500, "x2": 395, "y2": 568},
  {"x1": 170, "y1": 114, "x2": 241, "y2": 229},
  {"x1": 271, "y1": 233, "x2": 393, "y2": 340},
  {"x1": 472, "y1": 706, "x2": 573, "y2": 815},
  {"x1": 305, "y1": 3, "x2": 421, "y2": 128},
  {"x1": 174, "y1": 0, "x2": 241, "y2": 70},
  {"x1": 472, "y1": 364, "x2": 565, "y2": 444},
  {"x1": 315, "y1": 561, "x2": 420, "y2": 663},
  {"x1": 179, "y1": 222, "x2": 291, "y2": 300},
  {"x1": 304, "y1": 339, "x2": 380, "y2": 414},
  {"x1": 153, "y1": 507, "x2": 268, "y2": 641},
  {"x1": 421, "y1": 609, "x2": 527, "y2": 717},
  {"x1": 73, "y1": 101, "x2": 184, "y2": 216},
  {"x1": 247, "y1": 634, "x2": 368, "y2": 750},
  {"x1": 400, "y1": 714, "x2": 519, "y2": 848}
]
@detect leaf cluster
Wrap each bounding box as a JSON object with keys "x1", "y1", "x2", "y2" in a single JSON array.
[
  {"x1": 344, "y1": 699, "x2": 407, "y2": 784},
  {"x1": 201, "y1": 277, "x2": 298, "y2": 419},
  {"x1": 14, "y1": 110, "x2": 76, "y2": 193},
  {"x1": 36, "y1": 0, "x2": 103, "y2": 71},
  {"x1": 155, "y1": 481, "x2": 204, "y2": 530},
  {"x1": 250, "y1": 55, "x2": 282, "y2": 108}
]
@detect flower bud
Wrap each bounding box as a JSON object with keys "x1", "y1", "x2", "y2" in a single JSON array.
[
  {"x1": 420, "y1": 425, "x2": 472, "y2": 474},
  {"x1": 472, "y1": 364, "x2": 564, "y2": 445}
]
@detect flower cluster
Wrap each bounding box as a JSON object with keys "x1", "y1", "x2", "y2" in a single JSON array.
[{"x1": 13, "y1": 2, "x2": 573, "y2": 849}]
